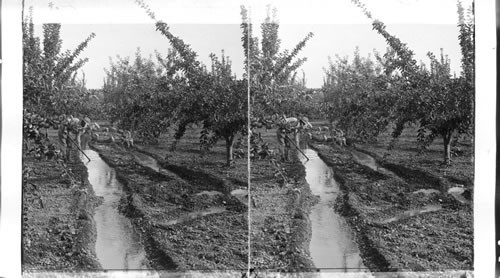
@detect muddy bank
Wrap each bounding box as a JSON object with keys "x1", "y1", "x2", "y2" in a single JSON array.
[
  {"x1": 83, "y1": 149, "x2": 150, "y2": 269},
  {"x1": 352, "y1": 145, "x2": 473, "y2": 194},
  {"x1": 309, "y1": 142, "x2": 473, "y2": 272},
  {"x1": 131, "y1": 130, "x2": 312, "y2": 271},
  {"x1": 91, "y1": 143, "x2": 247, "y2": 270},
  {"x1": 250, "y1": 145, "x2": 315, "y2": 270},
  {"x1": 134, "y1": 146, "x2": 236, "y2": 195},
  {"x1": 300, "y1": 148, "x2": 366, "y2": 271},
  {"x1": 283, "y1": 151, "x2": 316, "y2": 270},
  {"x1": 23, "y1": 148, "x2": 101, "y2": 271}
]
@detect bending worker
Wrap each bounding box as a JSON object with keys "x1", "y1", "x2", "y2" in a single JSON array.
[{"x1": 276, "y1": 115, "x2": 312, "y2": 161}]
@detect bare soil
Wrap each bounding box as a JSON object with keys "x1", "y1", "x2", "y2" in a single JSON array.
[
  {"x1": 355, "y1": 126, "x2": 474, "y2": 189},
  {"x1": 307, "y1": 127, "x2": 473, "y2": 271},
  {"x1": 91, "y1": 126, "x2": 248, "y2": 270},
  {"x1": 22, "y1": 123, "x2": 473, "y2": 273},
  {"x1": 249, "y1": 128, "x2": 315, "y2": 271},
  {"x1": 22, "y1": 131, "x2": 101, "y2": 271}
]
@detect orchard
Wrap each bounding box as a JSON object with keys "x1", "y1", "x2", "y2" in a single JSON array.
[{"x1": 21, "y1": 0, "x2": 474, "y2": 274}]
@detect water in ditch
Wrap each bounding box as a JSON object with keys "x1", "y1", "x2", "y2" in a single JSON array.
[
  {"x1": 350, "y1": 149, "x2": 393, "y2": 176},
  {"x1": 82, "y1": 149, "x2": 149, "y2": 270},
  {"x1": 300, "y1": 148, "x2": 366, "y2": 272},
  {"x1": 133, "y1": 151, "x2": 161, "y2": 172},
  {"x1": 162, "y1": 207, "x2": 227, "y2": 225},
  {"x1": 133, "y1": 150, "x2": 248, "y2": 202}
]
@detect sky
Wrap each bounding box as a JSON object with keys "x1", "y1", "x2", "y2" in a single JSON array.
[{"x1": 26, "y1": 0, "x2": 473, "y2": 89}]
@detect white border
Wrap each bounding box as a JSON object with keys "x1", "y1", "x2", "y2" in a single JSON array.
[
  {"x1": 474, "y1": 0, "x2": 496, "y2": 277},
  {"x1": 1, "y1": 0, "x2": 23, "y2": 277},
  {"x1": 0, "y1": 0, "x2": 495, "y2": 277}
]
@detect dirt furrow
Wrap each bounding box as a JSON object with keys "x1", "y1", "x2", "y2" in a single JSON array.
[
  {"x1": 90, "y1": 143, "x2": 248, "y2": 270},
  {"x1": 309, "y1": 142, "x2": 473, "y2": 271},
  {"x1": 22, "y1": 149, "x2": 101, "y2": 271}
]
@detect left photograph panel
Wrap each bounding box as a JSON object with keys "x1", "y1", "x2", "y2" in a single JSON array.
[{"x1": 22, "y1": 0, "x2": 248, "y2": 274}]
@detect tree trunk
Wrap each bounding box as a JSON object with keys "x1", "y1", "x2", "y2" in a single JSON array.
[
  {"x1": 443, "y1": 131, "x2": 453, "y2": 165},
  {"x1": 225, "y1": 135, "x2": 234, "y2": 166}
]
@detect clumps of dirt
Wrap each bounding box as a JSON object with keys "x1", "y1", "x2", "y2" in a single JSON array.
[
  {"x1": 351, "y1": 147, "x2": 473, "y2": 210},
  {"x1": 136, "y1": 147, "x2": 238, "y2": 194},
  {"x1": 281, "y1": 153, "x2": 315, "y2": 270},
  {"x1": 374, "y1": 210, "x2": 473, "y2": 271},
  {"x1": 130, "y1": 216, "x2": 179, "y2": 270},
  {"x1": 91, "y1": 143, "x2": 248, "y2": 270},
  {"x1": 250, "y1": 150, "x2": 315, "y2": 271},
  {"x1": 310, "y1": 142, "x2": 473, "y2": 272},
  {"x1": 23, "y1": 149, "x2": 101, "y2": 271},
  {"x1": 149, "y1": 212, "x2": 248, "y2": 270},
  {"x1": 334, "y1": 190, "x2": 393, "y2": 272},
  {"x1": 355, "y1": 141, "x2": 474, "y2": 195},
  {"x1": 136, "y1": 147, "x2": 247, "y2": 213}
]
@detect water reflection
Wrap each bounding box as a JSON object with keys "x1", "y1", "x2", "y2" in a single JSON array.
[
  {"x1": 350, "y1": 150, "x2": 379, "y2": 172},
  {"x1": 82, "y1": 150, "x2": 149, "y2": 270},
  {"x1": 300, "y1": 149, "x2": 366, "y2": 272},
  {"x1": 350, "y1": 150, "x2": 398, "y2": 178},
  {"x1": 133, "y1": 152, "x2": 161, "y2": 172},
  {"x1": 163, "y1": 207, "x2": 227, "y2": 226},
  {"x1": 380, "y1": 204, "x2": 442, "y2": 224}
]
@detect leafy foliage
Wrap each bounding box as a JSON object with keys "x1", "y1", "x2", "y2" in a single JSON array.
[
  {"x1": 240, "y1": 5, "x2": 314, "y2": 120},
  {"x1": 23, "y1": 110, "x2": 60, "y2": 160},
  {"x1": 23, "y1": 6, "x2": 97, "y2": 161},
  {"x1": 342, "y1": 0, "x2": 475, "y2": 164},
  {"x1": 201, "y1": 52, "x2": 248, "y2": 165},
  {"x1": 322, "y1": 48, "x2": 394, "y2": 141},
  {"x1": 23, "y1": 10, "x2": 96, "y2": 116},
  {"x1": 102, "y1": 50, "x2": 176, "y2": 142},
  {"x1": 105, "y1": 0, "x2": 249, "y2": 166},
  {"x1": 240, "y1": 5, "x2": 317, "y2": 169}
]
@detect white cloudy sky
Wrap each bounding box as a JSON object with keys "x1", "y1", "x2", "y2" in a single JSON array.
[{"x1": 25, "y1": 0, "x2": 473, "y2": 88}]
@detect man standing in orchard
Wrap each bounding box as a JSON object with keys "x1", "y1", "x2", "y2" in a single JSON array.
[
  {"x1": 276, "y1": 121, "x2": 291, "y2": 162},
  {"x1": 78, "y1": 116, "x2": 97, "y2": 150},
  {"x1": 58, "y1": 115, "x2": 93, "y2": 161},
  {"x1": 57, "y1": 115, "x2": 74, "y2": 162},
  {"x1": 276, "y1": 115, "x2": 312, "y2": 161}
]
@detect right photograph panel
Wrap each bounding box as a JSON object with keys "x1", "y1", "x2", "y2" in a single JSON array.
[{"x1": 247, "y1": 0, "x2": 474, "y2": 275}]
